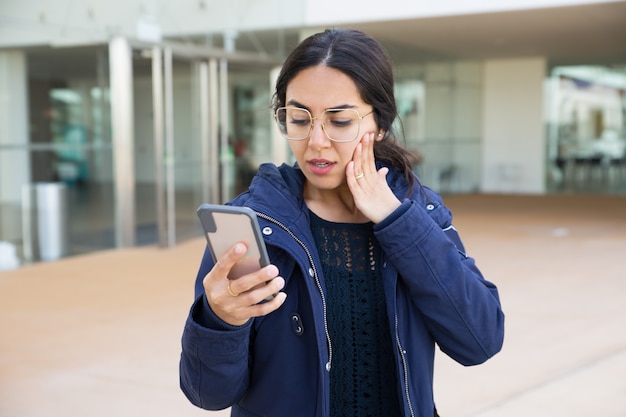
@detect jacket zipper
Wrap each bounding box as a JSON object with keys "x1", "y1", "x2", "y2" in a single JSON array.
[
  {"x1": 256, "y1": 212, "x2": 333, "y2": 372},
  {"x1": 259, "y1": 210, "x2": 417, "y2": 416},
  {"x1": 395, "y1": 313, "x2": 415, "y2": 416}
]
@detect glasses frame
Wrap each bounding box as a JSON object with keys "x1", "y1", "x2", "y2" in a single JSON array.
[{"x1": 274, "y1": 106, "x2": 374, "y2": 143}]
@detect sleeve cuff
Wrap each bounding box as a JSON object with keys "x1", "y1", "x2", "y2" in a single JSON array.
[
  {"x1": 192, "y1": 294, "x2": 249, "y2": 331},
  {"x1": 374, "y1": 199, "x2": 412, "y2": 230}
]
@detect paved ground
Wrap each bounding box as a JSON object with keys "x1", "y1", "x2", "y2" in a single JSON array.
[{"x1": 1, "y1": 194, "x2": 624, "y2": 417}]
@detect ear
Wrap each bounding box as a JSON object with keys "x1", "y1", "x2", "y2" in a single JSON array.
[{"x1": 376, "y1": 131, "x2": 385, "y2": 141}]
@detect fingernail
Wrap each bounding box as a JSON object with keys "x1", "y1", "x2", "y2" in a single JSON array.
[
  {"x1": 234, "y1": 243, "x2": 245, "y2": 254},
  {"x1": 278, "y1": 277, "x2": 285, "y2": 289}
]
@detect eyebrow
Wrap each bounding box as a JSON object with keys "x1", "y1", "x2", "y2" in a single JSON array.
[{"x1": 285, "y1": 99, "x2": 358, "y2": 111}]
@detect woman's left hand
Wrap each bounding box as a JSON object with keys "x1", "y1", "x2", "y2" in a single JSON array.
[{"x1": 346, "y1": 132, "x2": 401, "y2": 223}]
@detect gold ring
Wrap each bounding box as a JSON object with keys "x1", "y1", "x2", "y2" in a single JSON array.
[
  {"x1": 355, "y1": 173, "x2": 364, "y2": 179},
  {"x1": 227, "y1": 281, "x2": 239, "y2": 297}
]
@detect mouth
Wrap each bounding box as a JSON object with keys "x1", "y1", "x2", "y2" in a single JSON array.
[
  {"x1": 311, "y1": 161, "x2": 332, "y2": 168},
  {"x1": 307, "y1": 159, "x2": 335, "y2": 175}
]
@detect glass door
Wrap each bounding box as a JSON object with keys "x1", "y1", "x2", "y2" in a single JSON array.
[
  {"x1": 130, "y1": 46, "x2": 212, "y2": 247},
  {"x1": 127, "y1": 41, "x2": 279, "y2": 249}
]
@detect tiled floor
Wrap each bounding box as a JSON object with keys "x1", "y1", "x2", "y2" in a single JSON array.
[{"x1": 1, "y1": 194, "x2": 625, "y2": 417}]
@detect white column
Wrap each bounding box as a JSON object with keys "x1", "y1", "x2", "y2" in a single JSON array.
[
  {"x1": 269, "y1": 65, "x2": 288, "y2": 165},
  {"x1": 481, "y1": 57, "x2": 546, "y2": 194},
  {"x1": 0, "y1": 50, "x2": 30, "y2": 241},
  {"x1": 109, "y1": 37, "x2": 136, "y2": 247}
]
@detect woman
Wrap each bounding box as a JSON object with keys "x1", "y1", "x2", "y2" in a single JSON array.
[{"x1": 180, "y1": 29, "x2": 504, "y2": 417}]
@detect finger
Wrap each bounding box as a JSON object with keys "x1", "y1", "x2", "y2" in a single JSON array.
[
  {"x1": 362, "y1": 132, "x2": 376, "y2": 175},
  {"x1": 346, "y1": 160, "x2": 362, "y2": 191},
  {"x1": 352, "y1": 141, "x2": 363, "y2": 177},
  {"x1": 204, "y1": 242, "x2": 247, "y2": 288},
  {"x1": 219, "y1": 242, "x2": 247, "y2": 271},
  {"x1": 246, "y1": 291, "x2": 287, "y2": 316},
  {"x1": 225, "y1": 277, "x2": 287, "y2": 325},
  {"x1": 209, "y1": 266, "x2": 281, "y2": 325},
  {"x1": 346, "y1": 160, "x2": 355, "y2": 176},
  {"x1": 378, "y1": 166, "x2": 390, "y2": 180},
  {"x1": 237, "y1": 275, "x2": 285, "y2": 305},
  {"x1": 229, "y1": 264, "x2": 279, "y2": 298}
]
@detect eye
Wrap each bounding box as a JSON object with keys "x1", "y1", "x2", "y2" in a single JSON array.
[
  {"x1": 289, "y1": 116, "x2": 310, "y2": 126},
  {"x1": 329, "y1": 118, "x2": 352, "y2": 128},
  {"x1": 326, "y1": 110, "x2": 355, "y2": 128},
  {"x1": 286, "y1": 109, "x2": 311, "y2": 126}
]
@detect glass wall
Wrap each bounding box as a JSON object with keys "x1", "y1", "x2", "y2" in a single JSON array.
[
  {"x1": 395, "y1": 61, "x2": 484, "y2": 194},
  {"x1": 131, "y1": 52, "x2": 208, "y2": 245},
  {"x1": 229, "y1": 65, "x2": 274, "y2": 196},
  {"x1": 547, "y1": 65, "x2": 626, "y2": 194},
  {"x1": 0, "y1": 43, "x2": 275, "y2": 267},
  {"x1": 2, "y1": 38, "x2": 623, "y2": 269},
  {"x1": 23, "y1": 46, "x2": 116, "y2": 261}
]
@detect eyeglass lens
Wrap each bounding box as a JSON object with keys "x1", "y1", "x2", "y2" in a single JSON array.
[{"x1": 275, "y1": 108, "x2": 361, "y2": 142}]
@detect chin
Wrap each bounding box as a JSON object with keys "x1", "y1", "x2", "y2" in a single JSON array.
[{"x1": 306, "y1": 176, "x2": 347, "y2": 192}]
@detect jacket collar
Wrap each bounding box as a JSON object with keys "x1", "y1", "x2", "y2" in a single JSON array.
[
  {"x1": 232, "y1": 161, "x2": 416, "y2": 222},
  {"x1": 230, "y1": 163, "x2": 307, "y2": 226}
]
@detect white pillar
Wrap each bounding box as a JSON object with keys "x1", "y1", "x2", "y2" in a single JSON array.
[
  {"x1": 109, "y1": 37, "x2": 136, "y2": 247},
  {"x1": 0, "y1": 50, "x2": 30, "y2": 241},
  {"x1": 481, "y1": 57, "x2": 546, "y2": 194},
  {"x1": 270, "y1": 65, "x2": 289, "y2": 165}
]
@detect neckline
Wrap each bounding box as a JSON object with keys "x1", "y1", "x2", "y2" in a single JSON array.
[{"x1": 308, "y1": 209, "x2": 373, "y2": 228}]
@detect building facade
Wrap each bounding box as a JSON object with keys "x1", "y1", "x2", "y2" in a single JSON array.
[{"x1": 1, "y1": 0, "x2": 625, "y2": 266}]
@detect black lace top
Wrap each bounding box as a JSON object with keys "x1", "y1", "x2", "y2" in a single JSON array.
[{"x1": 310, "y1": 211, "x2": 402, "y2": 417}]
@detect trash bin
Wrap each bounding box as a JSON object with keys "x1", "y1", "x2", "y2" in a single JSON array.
[
  {"x1": 0, "y1": 241, "x2": 20, "y2": 271},
  {"x1": 21, "y1": 182, "x2": 68, "y2": 262}
]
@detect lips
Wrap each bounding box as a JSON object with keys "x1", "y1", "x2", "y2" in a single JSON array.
[{"x1": 308, "y1": 159, "x2": 335, "y2": 175}]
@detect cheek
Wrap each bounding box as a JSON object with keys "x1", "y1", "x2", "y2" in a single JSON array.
[
  {"x1": 288, "y1": 141, "x2": 305, "y2": 155},
  {"x1": 338, "y1": 143, "x2": 360, "y2": 161},
  {"x1": 362, "y1": 120, "x2": 379, "y2": 136}
]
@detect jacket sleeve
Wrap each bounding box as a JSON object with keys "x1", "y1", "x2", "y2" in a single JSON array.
[
  {"x1": 374, "y1": 197, "x2": 505, "y2": 366},
  {"x1": 179, "y1": 246, "x2": 252, "y2": 409}
]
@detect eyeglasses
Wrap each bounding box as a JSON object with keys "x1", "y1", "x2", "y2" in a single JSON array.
[{"x1": 274, "y1": 107, "x2": 374, "y2": 143}]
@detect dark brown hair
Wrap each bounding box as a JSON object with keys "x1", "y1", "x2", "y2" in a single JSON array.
[{"x1": 272, "y1": 28, "x2": 419, "y2": 190}]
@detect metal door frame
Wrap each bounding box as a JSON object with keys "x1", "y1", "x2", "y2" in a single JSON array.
[{"x1": 110, "y1": 37, "x2": 279, "y2": 248}]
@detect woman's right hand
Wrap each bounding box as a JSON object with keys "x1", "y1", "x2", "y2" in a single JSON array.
[{"x1": 203, "y1": 242, "x2": 287, "y2": 326}]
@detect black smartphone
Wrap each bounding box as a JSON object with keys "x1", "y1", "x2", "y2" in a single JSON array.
[{"x1": 197, "y1": 204, "x2": 270, "y2": 280}]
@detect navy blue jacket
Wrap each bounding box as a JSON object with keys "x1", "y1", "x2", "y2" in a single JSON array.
[{"x1": 180, "y1": 162, "x2": 504, "y2": 417}]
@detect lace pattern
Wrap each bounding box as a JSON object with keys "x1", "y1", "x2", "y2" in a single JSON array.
[{"x1": 310, "y1": 212, "x2": 401, "y2": 417}]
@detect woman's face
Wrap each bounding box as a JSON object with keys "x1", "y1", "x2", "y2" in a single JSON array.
[{"x1": 285, "y1": 65, "x2": 378, "y2": 196}]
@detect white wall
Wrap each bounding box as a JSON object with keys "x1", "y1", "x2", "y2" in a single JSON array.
[{"x1": 481, "y1": 57, "x2": 546, "y2": 193}]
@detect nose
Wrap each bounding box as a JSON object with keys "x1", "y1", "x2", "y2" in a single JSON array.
[{"x1": 308, "y1": 118, "x2": 330, "y2": 148}]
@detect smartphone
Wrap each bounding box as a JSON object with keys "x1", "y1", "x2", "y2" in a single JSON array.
[{"x1": 197, "y1": 204, "x2": 270, "y2": 281}]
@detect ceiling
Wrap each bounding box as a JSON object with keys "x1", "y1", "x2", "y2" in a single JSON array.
[
  {"x1": 222, "y1": 1, "x2": 626, "y2": 66},
  {"x1": 25, "y1": 1, "x2": 626, "y2": 81},
  {"x1": 349, "y1": 1, "x2": 626, "y2": 65}
]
